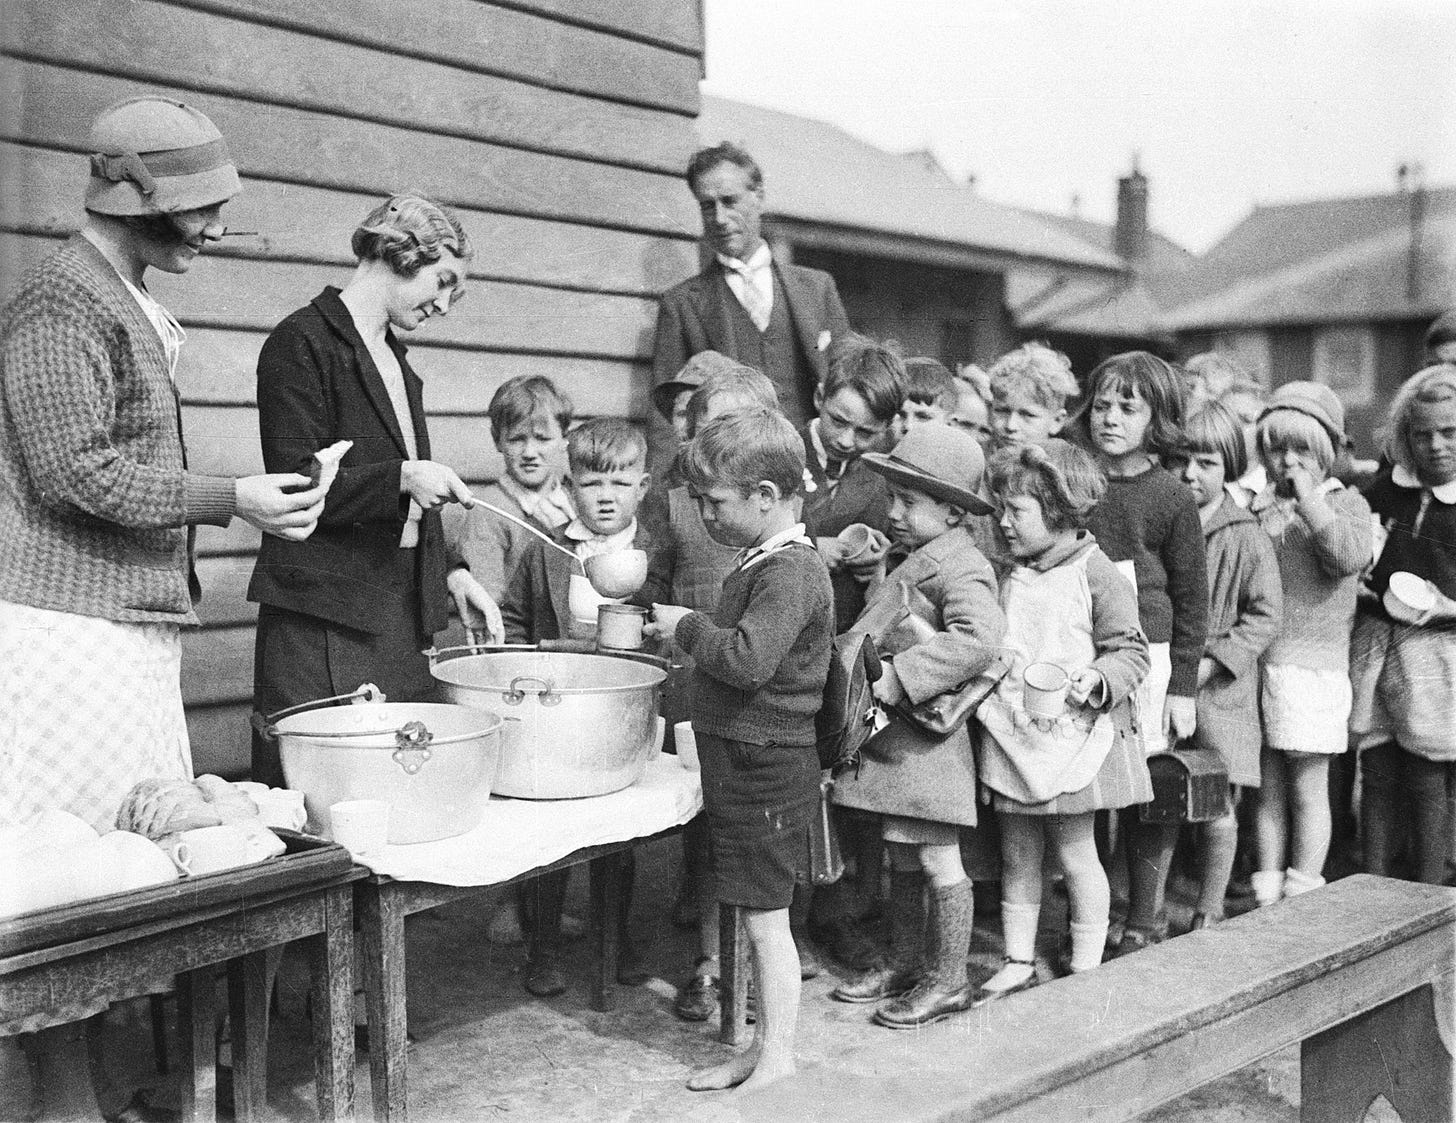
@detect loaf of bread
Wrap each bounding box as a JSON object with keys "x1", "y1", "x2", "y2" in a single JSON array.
[{"x1": 116, "y1": 775, "x2": 261, "y2": 840}]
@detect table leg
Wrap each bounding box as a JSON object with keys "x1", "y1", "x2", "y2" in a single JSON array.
[
  {"x1": 305, "y1": 885, "x2": 356, "y2": 1123},
  {"x1": 719, "y1": 904, "x2": 749, "y2": 1046},
  {"x1": 226, "y1": 950, "x2": 270, "y2": 1123},
  {"x1": 176, "y1": 966, "x2": 217, "y2": 1123},
  {"x1": 360, "y1": 881, "x2": 409, "y2": 1123},
  {"x1": 588, "y1": 853, "x2": 621, "y2": 1013}
]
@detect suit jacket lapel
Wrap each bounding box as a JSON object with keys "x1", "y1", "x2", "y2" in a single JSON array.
[
  {"x1": 314, "y1": 289, "x2": 410, "y2": 459},
  {"x1": 774, "y1": 263, "x2": 817, "y2": 362}
]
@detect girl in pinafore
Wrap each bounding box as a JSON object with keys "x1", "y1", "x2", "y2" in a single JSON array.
[
  {"x1": 1168, "y1": 403, "x2": 1283, "y2": 926},
  {"x1": 1250, "y1": 382, "x2": 1372, "y2": 904},
  {"x1": 827, "y1": 423, "x2": 1007, "y2": 1028},
  {"x1": 1077, "y1": 352, "x2": 1208, "y2": 956},
  {"x1": 975, "y1": 440, "x2": 1150, "y2": 1003},
  {"x1": 1352, "y1": 364, "x2": 1456, "y2": 885}
]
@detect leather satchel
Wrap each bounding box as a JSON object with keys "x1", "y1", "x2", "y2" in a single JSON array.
[
  {"x1": 894, "y1": 650, "x2": 1013, "y2": 737},
  {"x1": 877, "y1": 581, "x2": 1012, "y2": 738}
]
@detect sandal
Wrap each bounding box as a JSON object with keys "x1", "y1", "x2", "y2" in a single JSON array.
[{"x1": 972, "y1": 957, "x2": 1037, "y2": 1007}]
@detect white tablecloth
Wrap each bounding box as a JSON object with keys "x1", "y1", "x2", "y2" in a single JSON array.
[{"x1": 358, "y1": 754, "x2": 702, "y2": 886}]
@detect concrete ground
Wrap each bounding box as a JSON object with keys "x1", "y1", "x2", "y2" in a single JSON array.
[{"x1": 5, "y1": 828, "x2": 1384, "y2": 1123}]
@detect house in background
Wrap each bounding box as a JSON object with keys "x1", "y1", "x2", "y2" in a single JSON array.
[
  {"x1": 1005, "y1": 163, "x2": 1201, "y2": 375},
  {"x1": 695, "y1": 95, "x2": 1126, "y2": 370},
  {"x1": 1164, "y1": 180, "x2": 1456, "y2": 453}
]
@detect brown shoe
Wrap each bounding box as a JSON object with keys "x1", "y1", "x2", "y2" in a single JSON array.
[
  {"x1": 872, "y1": 980, "x2": 976, "y2": 1028},
  {"x1": 830, "y1": 962, "x2": 919, "y2": 1004}
]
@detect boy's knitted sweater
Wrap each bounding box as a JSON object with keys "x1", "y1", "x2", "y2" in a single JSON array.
[
  {"x1": 1252, "y1": 480, "x2": 1372, "y2": 670},
  {"x1": 1087, "y1": 466, "x2": 1208, "y2": 697},
  {"x1": 677, "y1": 540, "x2": 833, "y2": 746}
]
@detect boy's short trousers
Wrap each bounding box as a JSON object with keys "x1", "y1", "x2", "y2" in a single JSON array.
[{"x1": 696, "y1": 730, "x2": 817, "y2": 911}]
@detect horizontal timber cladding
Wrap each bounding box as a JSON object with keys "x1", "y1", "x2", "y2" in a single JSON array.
[
  {"x1": 182, "y1": 627, "x2": 255, "y2": 707},
  {"x1": 0, "y1": 234, "x2": 661, "y2": 360},
  {"x1": 4, "y1": 0, "x2": 695, "y2": 175},
  {"x1": 160, "y1": 0, "x2": 702, "y2": 113},
  {"x1": 4, "y1": 144, "x2": 699, "y2": 297},
  {"x1": 2, "y1": 61, "x2": 699, "y2": 237},
  {"x1": 187, "y1": 702, "x2": 255, "y2": 778},
  {"x1": 495, "y1": 0, "x2": 703, "y2": 53}
]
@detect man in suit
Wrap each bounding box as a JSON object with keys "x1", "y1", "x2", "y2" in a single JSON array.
[{"x1": 652, "y1": 143, "x2": 851, "y2": 426}]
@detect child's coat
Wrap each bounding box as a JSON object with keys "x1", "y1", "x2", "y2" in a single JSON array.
[{"x1": 831, "y1": 527, "x2": 1004, "y2": 827}]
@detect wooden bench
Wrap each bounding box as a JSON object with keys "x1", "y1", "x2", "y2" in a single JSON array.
[{"x1": 721, "y1": 874, "x2": 1454, "y2": 1122}]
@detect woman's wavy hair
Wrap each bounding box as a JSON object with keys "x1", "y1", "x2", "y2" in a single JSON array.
[
  {"x1": 351, "y1": 192, "x2": 472, "y2": 277},
  {"x1": 987, "y1": 438, "x2": 1107, "y2": 531},
  {"x1": 1074, "y1": 351, "x2": 1187, "y2": 458},
  {"x1": 1383, "y1": 363, "x2": 1456, "y2": 476}
]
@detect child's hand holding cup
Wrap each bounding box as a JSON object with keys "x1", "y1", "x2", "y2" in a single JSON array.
[
  {"x1": 836, "y1": 523, "x2": 890, "y2": 580},
  {"x1": 647, "y1": 603, "x2": 693, "y2": 643}
]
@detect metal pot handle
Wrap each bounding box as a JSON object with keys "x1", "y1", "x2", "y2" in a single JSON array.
[
  {"x1": 502, "y1": 676, "x2": 562, "y2": 707},
  {"x1": 391, "y1": 720, "x2": 434, "y2": 775},
  {"x1": 250, "y1": 683, "x2": 385, "y2": 740}
]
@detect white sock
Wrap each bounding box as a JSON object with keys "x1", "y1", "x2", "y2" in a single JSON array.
[
  {"x1": 1001, "y1": 901, "x2": 1039, "y2": 963},
  {"x1": 1282, "y1": 868, "x2": 1325, "y2": 897},
  {"x1": 1069, "y1": 920, "x2": 1107, "y2": 973},
  {"x1": 1251, "y1": 869, "x2": 1285, "y2": 907}
]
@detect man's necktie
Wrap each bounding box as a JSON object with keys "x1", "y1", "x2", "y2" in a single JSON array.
[{"x1": 723, "y1": 258, "x2": 771, "y2": 332}]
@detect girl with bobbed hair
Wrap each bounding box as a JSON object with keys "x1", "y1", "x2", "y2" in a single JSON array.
[
  {"x1": 1352, "y1": 363, "x2": 1456, "y2": 884},
  {"x1": 249, "y1": 192, "x2": 491, "y2": 786}
]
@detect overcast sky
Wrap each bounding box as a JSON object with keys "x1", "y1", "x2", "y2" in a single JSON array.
[{"x1": 701, "y1": 0, "x2": 1456, "y2": 254}]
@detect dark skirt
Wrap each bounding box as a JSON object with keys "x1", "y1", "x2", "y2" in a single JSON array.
[
  {"x1": 252, "y1": 549, "x2": 434, "y2": 787},
  {"x1": 696, "y1": 730, "x2": 818, "y2": 910}
]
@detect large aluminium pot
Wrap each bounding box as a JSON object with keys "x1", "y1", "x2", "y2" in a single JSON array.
[
  {"x1": 262, "y1": 687, "x2": 503, "y2": 843},
  {"x1": 429, "y1": 650, "x2": 665, "y2": 799}
]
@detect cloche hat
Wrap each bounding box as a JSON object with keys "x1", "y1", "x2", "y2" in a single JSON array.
[
  {"x1": 85, "y1": 96, "x2": 242, "y2": 217},
  {"x1": 1257, "y1": 380, "x2": 1346, "y2": 446},
  {"x1": 861, "y1": 423, "x2": 994, "y2": 515}
]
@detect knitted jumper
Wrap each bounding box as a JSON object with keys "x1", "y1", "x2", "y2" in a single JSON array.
[
  {"x1": 677, "y1": 541, "x2": 833, "y2": 746},
  {"x1": 0, "y1": 236, "x2": 235, "y2": 623},
  {"x1": 1086, "y1": 466, "x2": 1208, "y2": 697},
  {"x1": 1252, "y1": 481, "x2": 1372, "y2": 671}
]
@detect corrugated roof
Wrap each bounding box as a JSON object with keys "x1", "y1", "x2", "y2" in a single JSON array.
[
  {"x1": 1006, "y1": 208, "x2": 1196, "y2": 339},
  {"x1": 697, "y1": 95, "x2": 1125, "y2": 274},
  {"x1": 1163, "y1": 210, "x2": 1456, "y2": 330}
]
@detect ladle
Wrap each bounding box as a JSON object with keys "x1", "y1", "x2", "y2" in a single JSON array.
[{"x1": 474, "y1": 500, "x2": 585, "y2": 574}]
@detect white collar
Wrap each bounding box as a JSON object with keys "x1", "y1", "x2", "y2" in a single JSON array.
[
  {"x1": 807, "y1": 419, "x2": 847, "y2": 480},
  {"x1": 738, "y1": 522, "x2": 811, "y2": 572},
  {"x1": 498, "y1": 475, "x2": 575, "y2": 529},
  {"x1": 716, "y1": 242, "x2": 772, "y2": 274},
  {"x1": 1392, "y1": 463, "x2": 1456, "y2": 504},
  {"x1": 565, "y1": 518, "x2": 637, "y2": 558}
]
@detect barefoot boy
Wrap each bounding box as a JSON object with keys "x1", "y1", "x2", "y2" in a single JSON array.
[{"x1": 650, "y1": 409, "x2": 833, "y2": 1092}]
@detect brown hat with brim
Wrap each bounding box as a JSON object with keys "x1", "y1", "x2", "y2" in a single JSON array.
[{"x1": 862, "y1": 423, "x2": 994, "y2": 515}]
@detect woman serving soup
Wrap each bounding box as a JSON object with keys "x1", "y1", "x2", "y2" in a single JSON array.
[{"x1": 248, "y1": 194, "x2": 491, "y2": 786}]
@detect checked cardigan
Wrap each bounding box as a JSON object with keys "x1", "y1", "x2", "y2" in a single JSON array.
[{"x1": 0, "y1": 235, "x2": 236, "y2": 624}]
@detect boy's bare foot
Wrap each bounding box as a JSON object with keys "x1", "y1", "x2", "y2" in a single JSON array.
[
  {"x1": 736, "y1": 1054, "x2": 795, "y2": 1093},
  {"x1": 686, "y1": 1045, "x2": 760, "y2": 1091}
]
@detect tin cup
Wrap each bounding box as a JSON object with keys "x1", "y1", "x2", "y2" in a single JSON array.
[
  {"x1": 598, "y1": 603, "x2": 647, "y2": 650},
  {"x1": 1022, "y1": 662, "x2": 1069, "y2": 721}
]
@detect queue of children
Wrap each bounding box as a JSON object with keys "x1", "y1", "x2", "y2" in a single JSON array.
[{"x1": 453, "y1": 324, "x2": 1452, "y2": 1094}]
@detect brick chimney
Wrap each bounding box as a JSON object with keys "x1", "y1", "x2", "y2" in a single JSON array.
[{"x1": 1114, "y1": 158, "x2": 1149, "y2": 266}]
